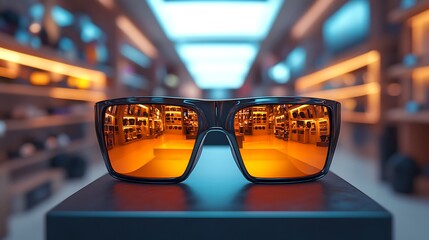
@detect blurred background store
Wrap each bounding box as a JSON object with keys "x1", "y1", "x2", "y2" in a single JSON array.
[{"x1": 0, "y1": 0, "x2": 428, "y2": 239}]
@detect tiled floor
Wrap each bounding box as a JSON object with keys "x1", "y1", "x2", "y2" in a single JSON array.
[{"x1": 3, "y1": 145, "x2": 429, "y2": 240}]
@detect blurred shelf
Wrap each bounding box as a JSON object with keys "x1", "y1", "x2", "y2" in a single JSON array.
[
  {"x1": 3, "y1": 113, "x2": 93, "y2": 132},
  {"x1": 387, "y1": 63, "x2": 429, "y2": 78},
  {"x1": 8, "y1": 168, "x2": 65, "y2": 213},
  {"x1": 0, "y1": 137, "x2": 96, "y2": 173},
  {"x1": 341, "y1": 112, "x2": 379, "y2": 124},
  {"x1": 389, "y1": 0, "x2": 429, "y2": 23},
  {"x1": 387, "y1": 108, "x2": 429, "y2": 124},
  {"x1": 0, "y1": 32, "x2": 110, "y2": 74},
  {"x1": 299, "y1": 82, "x2": 380, "y2": 99},
  {"x1": 0, "y1": 83, "x2": 106, "y2": 102}
]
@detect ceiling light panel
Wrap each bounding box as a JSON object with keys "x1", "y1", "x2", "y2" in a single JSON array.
[
  {"x1": 147, "y1": 0, "x2": 283, "y2": 40},
  {"x1": 175, "y1": 43, "x2": 258, "y2": 89},
  {"x1": 176, "y1": 43, "x2": 258, "y2": 63},
  {"x1": 192, "y1": 72, "x2": 247, "y2": 89}
]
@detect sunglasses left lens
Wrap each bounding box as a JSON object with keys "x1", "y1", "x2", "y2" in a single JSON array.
[{"x1": 103, "y1": 104, "x2": 199, "y2": 179}]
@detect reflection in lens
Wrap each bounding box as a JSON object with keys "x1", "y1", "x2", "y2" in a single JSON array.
[
  {"x1": 234, "y1": 104, "x2": 330, "y2": 179},
  {"x1": 103, "y1": 104, "x2": 199, "y2": 178}
]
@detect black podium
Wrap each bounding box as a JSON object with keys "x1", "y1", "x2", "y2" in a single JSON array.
[{"x1": 46, "y1": 147, "x2": 392, "y2": 240}]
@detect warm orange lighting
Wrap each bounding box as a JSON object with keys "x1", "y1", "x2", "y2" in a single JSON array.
[
  {"x1": 0, "y1": 47, "x2": 106, "y2": 89},
  {"x1": 67, "y1": 77, "x2": 92, "y2": 89},
  {"x1": 301, "y1": 82, "x2": 380, "y2": 99},
  {"x1": 0, "y1": 61, "x2": 19, "y2": 79},
  {"x1": 106, "y1": 104, "x2": 197, "y2": 178},
  {"x1": 234, "y1": 104, "x2": 330, "y2": 178},
  {"x1": 30, "y1": 72, "x2": 50, "y2": 86},
  {"x1": 412, "y1": 67, "x2": 429, "y2": 103},
  {"x1": 410, "y1": 9, "x2": 429, "y2": 56},
  {"x1": 296, "y1": 51, "x2": 380, "y2": 90},
  {"x1": 116, "y1": 15, "x2": 158, "y2": 58},
  {"x1": 296, "y1": 51, "x2": 381, "y2": 124},
  {"x1": 49, "y1": 88, "x2": 106, "y2": 102},
  {"x1": 288, "y1": 104, "x2": 309, "y2": 112},
  {"x1": 291, "y1": 0, "x2": 336, "y2": 40}
]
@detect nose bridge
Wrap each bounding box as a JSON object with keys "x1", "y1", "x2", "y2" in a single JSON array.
[
  {"x1": 213, "y1": 101, "x2": 235, "y2": 128},
  {"x1": 202, "y1": 127, "x2": 233, "y2": 147},
  {"x1": 198, "y1": 101, "x2": 236, "y2": 130}
]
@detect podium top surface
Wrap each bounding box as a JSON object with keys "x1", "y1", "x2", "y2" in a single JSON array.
[{"x1": 49, "y1": 147, "x2": 390, "y2": 218}]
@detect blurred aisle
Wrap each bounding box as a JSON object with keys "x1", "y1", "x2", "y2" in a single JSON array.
[
  {"x1": 3, "y1": 146, "x2": 429, "y2": 240},
  {"x1": 4, "y1": 162, "x2": 107, "y2": 240}
]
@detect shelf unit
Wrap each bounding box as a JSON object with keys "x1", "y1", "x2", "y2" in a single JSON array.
[
  {"x1": 388, "y1": 0, "x2": 429, "y2": 23},
  {"x1": 288, "y1": 105, "x2": 329, "y2": 145},
  {"x1": 295, "y1": 50, "x2": 381, "y2": 124},
  {"x1": 2, "y1": 113, "x2": 93, "y2": 132},
  {"x1": 0, "y1": 83, "x2": 106, "y2": 102},
  {"x1": 184, "y1": 110, "x2": 198, "y2": 139},
  {"x1": 164, "y1": 106, "x2": 184, "y2": 134},
  {"x1": 0, "y1": 31, "x2": 107, "y2": 217},
  {"x1": 251, "y1": 107, "x2": 269, "y2": 135},
  {"x1": 383, "y1": 2, "x2": 429, "y2": 194}
]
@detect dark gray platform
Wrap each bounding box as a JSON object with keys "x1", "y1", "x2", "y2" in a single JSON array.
[{"x1": 46, "y1": 147, "x2": 392, "y2": 240}]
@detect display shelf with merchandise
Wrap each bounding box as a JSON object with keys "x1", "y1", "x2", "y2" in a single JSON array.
[
  {"x1": 0, "y1": 137, "x2": 95, "y2": 179},
  {"x1": 0, "y1": 42, "x2": 107, "y2": 218},
  {"x1": 388, "y1": 0, "x2": 429, "y2": 23},
  {"x1": 295, "y1": 51, "x2": 381, "y2": 124},
  {"x1": 164, "y1": 106, "x2": 184, "y2": 134},
  {"x1": 2, "y1": 113, "x2": 93, "y2": 132},
  {"x1": 383, "y1": 1, "x2": 429, "y2": 194},
  {"x1": 251, "y1": 107, "x2": 269, "y2": 135}
]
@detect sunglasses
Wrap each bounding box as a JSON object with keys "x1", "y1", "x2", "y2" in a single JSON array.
[{"x1": 95, "y1": 97, "x2": 340, "y2": 183}]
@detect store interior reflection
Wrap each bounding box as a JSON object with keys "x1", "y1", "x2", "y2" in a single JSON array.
[{"x1": 104, "y1": 104, "x2": 330, "y2": 179}]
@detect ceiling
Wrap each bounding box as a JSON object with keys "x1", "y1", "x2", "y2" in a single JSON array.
[{"x1": 117, "y1": 0, "x2": 314, "y2": 92}]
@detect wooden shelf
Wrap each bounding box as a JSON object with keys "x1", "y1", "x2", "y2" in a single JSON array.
[
  {"x1": 0, "y1": 137, "x2": 96, "y2": 173},
  {"x1": 387, "y1": 108, "x2": 429, "y2": 124},
  {"x1": 8, "y1": 168, "x2": 65, "y2": 212},
  {"x1": 4, "y1": 114, "x2": 93, "y2": 132},
  {"x1": 0, "y1": 83, "x2": 106, "y2": 102},
  {"x1": 387, "y1": 63, "x2": 429, "y2": 78},
  {"x1": 388, "y1": 0, "x2": 429, "y2": 23},
  {"x1": 0, "y1": 32, "x2": 109, "y2": 74}
]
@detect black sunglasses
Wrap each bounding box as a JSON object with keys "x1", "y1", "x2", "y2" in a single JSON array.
[{"x1": 95, "y1": 96, "x2": 340, "y2": 183}]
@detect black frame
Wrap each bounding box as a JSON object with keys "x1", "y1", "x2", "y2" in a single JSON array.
[{"x1": 95, "y1": 96, "x2": 341, "y2": 184}]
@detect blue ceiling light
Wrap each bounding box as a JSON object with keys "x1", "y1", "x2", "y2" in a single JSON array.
[
  {"x1": 323, "y1": 0, "x2": 370, "y2": 53},
  {"x1": 268, "y1": 62, "x2": 290, "y2": 84},
  {"x1": 120, "y1": 44, "x2": 151, "y2": 68},
  {"x1": 187, "y1": 62, "x2": 251, "y2": 89},
  {"x1": 52, "y1": 6, "x2": 74, "y2": 27},
  {"x1": 147, "y1": 0, "x2": 283, "y2": 89},
  {"x1": 176, "y1": 43, "x2": 258, "y2": 63},
  {"x1": 147, "y1": 0, "x2": 283, "y2": 41},
  {"x1": 176, "y1": 43, "x2": 258, "y2": 89},
  {"x1": 191, "y1": 72, "x2": 247, "y2": 89}
]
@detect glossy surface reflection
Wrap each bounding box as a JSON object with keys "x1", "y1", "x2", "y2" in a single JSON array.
[
  {"x1": 234, "y1": 104, "x2": 330, "y2": 178},
  {"x1": 103, "y1": 104, "x2": 199, "y2": 178}
]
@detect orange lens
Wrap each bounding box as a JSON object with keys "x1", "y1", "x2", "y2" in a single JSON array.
[
  {"x1": 103, "y1": 104, "x2": 199, "y2": 178},
  {"x1": 234, "y1": 104, "x2": 330, "y2": 179}
]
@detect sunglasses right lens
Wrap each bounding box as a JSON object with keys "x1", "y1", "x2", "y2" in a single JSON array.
[
  {"x1": 103, "y1": 104, "x2": 199, "y2": 179},
  {"x1": 234, "y1": 104, "x2": 331, "y2": 179}
]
